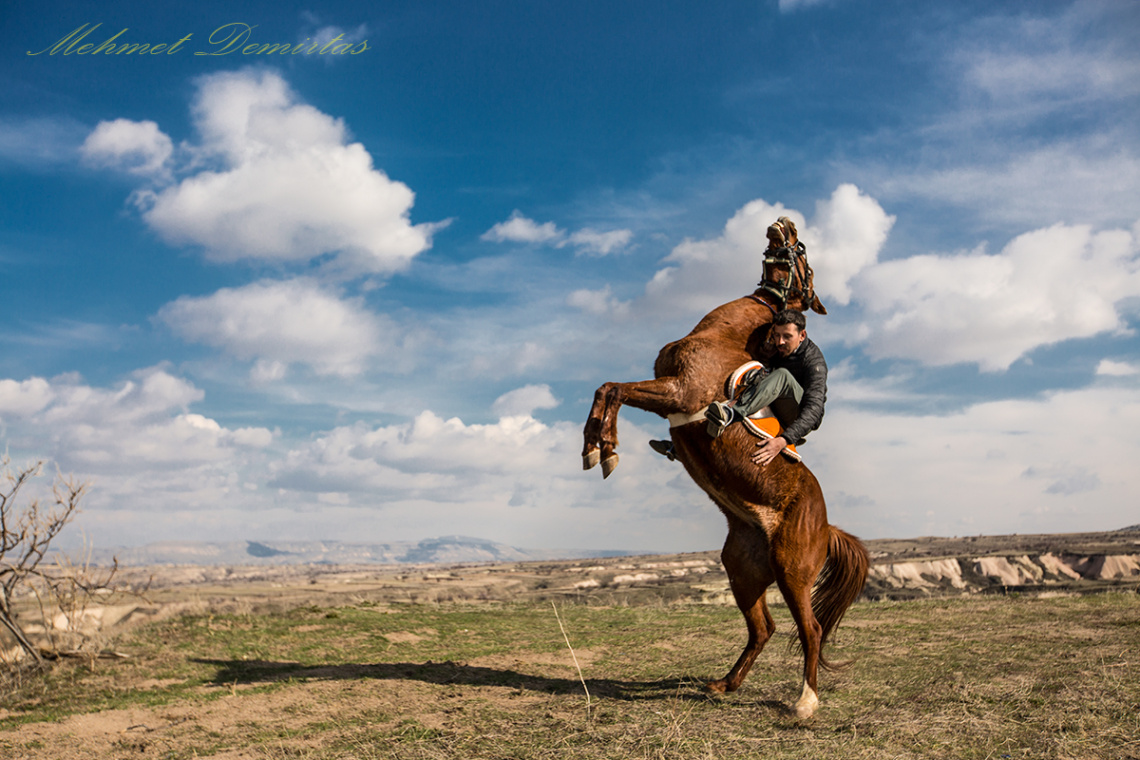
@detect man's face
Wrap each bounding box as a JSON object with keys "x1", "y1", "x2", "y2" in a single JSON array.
[{"x1": 772, "y1": 323, "x2": 806, "y2": 357}]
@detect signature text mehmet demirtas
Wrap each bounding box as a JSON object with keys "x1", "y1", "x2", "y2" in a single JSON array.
[{"x1": 27, "y1": 22, "x2": 370, "y2": 57}]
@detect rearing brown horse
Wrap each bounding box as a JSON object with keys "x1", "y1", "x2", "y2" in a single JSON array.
[{"x1": 582, "y1": 221, "x2": 868, "y2": 719}]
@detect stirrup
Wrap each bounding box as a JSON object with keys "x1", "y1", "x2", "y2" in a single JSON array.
[
  {"x1": 725, "y1": 361, "x2": 765, "y2": 400},
  {"x1": 705, "y1": 402, "x2": 736, "y2": 438}
]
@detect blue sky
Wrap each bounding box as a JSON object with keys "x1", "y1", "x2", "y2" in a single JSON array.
[{"x1": 2, "y1": 0, "x2": 1138, "y2": 554}]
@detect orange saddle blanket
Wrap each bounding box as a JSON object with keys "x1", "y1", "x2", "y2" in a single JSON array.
[{"x1": 726, "y1": 361, "x2": 803, "y2": 463}]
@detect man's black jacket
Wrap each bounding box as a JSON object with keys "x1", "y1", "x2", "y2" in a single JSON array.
[{"x1": 766, "y1": 336, "x2": 827, "y2": 445}]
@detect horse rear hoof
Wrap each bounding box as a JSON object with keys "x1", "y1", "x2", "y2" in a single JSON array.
[
  {"x1": 601, "y1": 454, "x2": 619, "y2": 478},
  {"x1": 794, "y1": 683, "x2": 819, "y2": 719},
  {"x1": 583, "y1": 450, "x2": 601, "y2": 470}
]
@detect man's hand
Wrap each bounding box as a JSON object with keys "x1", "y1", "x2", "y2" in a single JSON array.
[{"x1": 751, "y1": 436, "x2": 787, "y2": 467}]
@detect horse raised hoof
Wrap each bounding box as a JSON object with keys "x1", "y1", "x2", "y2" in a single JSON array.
[
  {"x1": 600, "y1": 454, "x2": 619, "y2": 479},
  {"x1": 583, "y1": 449, "x2": 601, "y2": 470}
]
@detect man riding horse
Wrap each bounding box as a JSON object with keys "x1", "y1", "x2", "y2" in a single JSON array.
[
  {"x1": 582, "y1": 213, "x2": 864, "y2": 719},
  {"x1": 651, "y1": 217, "x2": 829, "y2": 467}
]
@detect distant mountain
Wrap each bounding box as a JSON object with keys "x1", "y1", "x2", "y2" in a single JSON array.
[{"x1": 82, "y1": 535, "x2": 639, "y2": 567}]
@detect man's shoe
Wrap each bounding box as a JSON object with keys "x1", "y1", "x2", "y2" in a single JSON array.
[
  {"x1": 705, "y1": 402, "x2": 737, "y2": 438},
  {"x1": 648, "y1": 439, "x2": 676, "y2": 461}
]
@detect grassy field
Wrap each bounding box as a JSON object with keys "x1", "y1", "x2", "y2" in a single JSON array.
[{"x1": 2, "y1": 592, "x2": 1138, "y2": 759}]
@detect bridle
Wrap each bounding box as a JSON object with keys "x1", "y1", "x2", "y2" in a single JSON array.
[{"x1": 757, "y1": 240, "x2": 816, "y2": 311}]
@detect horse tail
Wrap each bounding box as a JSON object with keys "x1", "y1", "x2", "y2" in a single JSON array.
[{"x1": 813, "y1": 525, "x2": 870, "y2": 671}]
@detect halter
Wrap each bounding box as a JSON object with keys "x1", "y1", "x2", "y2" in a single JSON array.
[{"x1": 757, "y1": 241, "x2": 816, "y2": 311}]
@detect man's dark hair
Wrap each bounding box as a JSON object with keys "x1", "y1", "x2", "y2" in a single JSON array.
[{"x1": 773, "y1": 309, "x2": 806, "y2": 331}]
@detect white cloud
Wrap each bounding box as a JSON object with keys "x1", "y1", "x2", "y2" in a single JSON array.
[
  {"x1": 873, "y1": 142, "x2": 1140, "y2": 229},
  {"x1": 956, "y1": 4, "x2": 1140, "y2": 107},
  {"x1": 122, "y1": 69, "x2": 435, "y2": 274},
  {"x1": 567, "y1": 285, "x2": 630, "y2": 316},
  {"x1": 850, "y1": 222, "x2": 1140, "y2": 370},
  {"x1": 860, "y1": 5, "x2": 1140, "y2": 230},
  {"x1": 966, "y1": 49, "x2": 1140, "y2": 104},
  {"x1": 80, "y1": 118, "x2": 172, "y2": 177},
  {"x1": 0, "y1": 377, "x2": 54, "y2": 418},
  {"x1": 298, "y1": 12, "x2": 369, "y2": 59},
  {"x1": 481, "y1": 211, "x2": 565, "y2": 245},
  {"x1": 644, "y1": 185, "x2": 892, "y2": 315},
  {"x1": 304, "y1": 23, "x2": 369, "y2": 51},
  {"x1": 491, "y1": 384, "x2": 560, "y2": 418},
  {"x1": 778, "y1": 0, "x2": 834, "y2": 12},
  {"x1": 267, "y1": 409, "x2": 718, "y2": 551},
  {"x1": 1096, "y1": 359, "x2": 1139, "y2": 376},
  {"x1": 0, "y1": 117, "x2": 87, "y2": 166},
  {"x1": 0, "y1": 368, "x2": 272, "y2": 475},
  {"x1": 568, "y1": 227, "x2": 633, "y2": 256},
  {"x1": 157, "y1": 278, "x2": 390, "y2": 379},
  {"x1": 813, "y1": 381, "x2": 1140, "y2": 538},
  {"x1": 802, "y1": 184, "x2": 895, "y2": 305},
  {"x1": 645, "y1": 197, "x2": 798, "y2": 313},
  {"x1": 0, "y1": 368, "x2": 280, "y2": 551},
  {"x1": 482, "y1": 213, "x2": 633, "y2": 255}
]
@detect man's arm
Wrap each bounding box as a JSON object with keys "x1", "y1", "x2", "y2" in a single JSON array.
[{"x1": 778, "y1": 344, "x2": 827, "y2": 445}]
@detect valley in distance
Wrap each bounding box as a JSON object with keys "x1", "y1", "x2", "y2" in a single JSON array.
[{"x1": 84, "y1": 527, "x2": 1140, "y2": 611}]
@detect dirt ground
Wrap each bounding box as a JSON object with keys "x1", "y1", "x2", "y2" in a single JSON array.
[{"x1": 2, "y1": 530, "x2": 1139, "y2": 759}]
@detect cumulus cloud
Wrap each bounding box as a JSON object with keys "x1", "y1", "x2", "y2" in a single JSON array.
[
  {"x1": 1096, "y1": 359, "x2": 1139, "y2": 376},
  {"x1": 81, "y1": 118, "x2": 173, "y2": 177},
  {"x1": 0, "y1": 367, "x2": 272, "y2": 474},
  {"x1": 266, "y1": 408, "x2": 716, "y2": 550},
  {"x1": 644, "y1": 184, "x2": 891, "y2": 314},
  {"x1": 645, "y1": 198, "x2": 798, "y2": 313},
  {"x1": 802, "y1": 184, "x2": 895, "y2": 305},
  {"x1": 104, "y1": 69, "x2": 436, "y2": 274},
  {"x1": 567, "y1": 285, "x2": 630, "y2": 316},
  {"x1": 157, "y1": 278, "x2": 389, "y2": 379},
  {"x1": 849, "y1": 222, "x2": 1140, "y2": 370},
  {"x1": 491, "y1": 384, "x2": 560, "y2": 418},
  {"x1": 0, "y1": 377, "x2": 55, "y2": 418},
  {"x1": 298, "y1": 12, "x2": 369, "y2": 59},
  {"x1": 813, "y1": 382, "x2": 1140, "y2": 538},
  {"x1": 482, "y1": 212, "x2": 633, "y2": 255},
  {"x1": 481, "y1": 211, "x2": 565, "y2": 245},
  {"x1": 567, "y1": 228, "x2": 633, "y2": 256},
  {"x1": 0, "y1": 367, "x2": 716, "y2": 551}
]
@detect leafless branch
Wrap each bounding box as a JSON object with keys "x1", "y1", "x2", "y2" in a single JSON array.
[{"x1": 0, "y1": 454, "x2": 127, "y2": 666}]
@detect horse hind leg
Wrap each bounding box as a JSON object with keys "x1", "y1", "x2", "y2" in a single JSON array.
[
  {"x1": 707, "y1": 521, "x2": 776, "y2": 694},
  {"x1": 775, "y1": 569, "x2": 824, "y2": 719}
]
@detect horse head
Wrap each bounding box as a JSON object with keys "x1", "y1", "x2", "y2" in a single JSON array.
[{"x1": 758, "y1": 217, "x2": 827, "y2": 315}]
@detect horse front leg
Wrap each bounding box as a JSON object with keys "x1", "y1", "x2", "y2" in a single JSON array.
[
  {"x1": 582, "y1": 376, "x2": 686, "y2": 478},
  {"x1": 582, "y1": 383, "x2": 613, "y2": 471}
]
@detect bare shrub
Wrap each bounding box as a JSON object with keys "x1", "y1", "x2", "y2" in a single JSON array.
[{"x1": 0, "y1": 455, "x2": 126, "y2": 666}]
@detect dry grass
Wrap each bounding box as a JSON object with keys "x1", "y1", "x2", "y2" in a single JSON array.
[{"x1": 1, "y1": 592, "x2": 1138, "y2": 759}]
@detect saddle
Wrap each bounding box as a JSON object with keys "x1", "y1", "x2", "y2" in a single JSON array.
[
  {"x1": 725, "y1": 361, "x2": 802, "y2": 463},
  {"x1": 664, "y1": 361, "x2": 802, "y2": 462}
]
